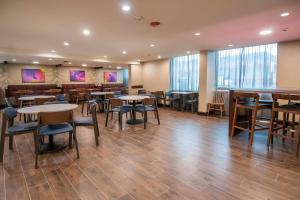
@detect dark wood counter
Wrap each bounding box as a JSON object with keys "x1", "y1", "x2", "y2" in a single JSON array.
[{"x1": 228, "y1": 88, "x2": 300, "y2": 136}]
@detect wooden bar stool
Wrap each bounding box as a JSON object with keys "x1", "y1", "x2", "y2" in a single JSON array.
[
  {"x1": 230, "y1": 92, "x2": 272, "y2": 146},
  {"x1": 268, "y1": 93, "x2": 300, "y2": 157}
]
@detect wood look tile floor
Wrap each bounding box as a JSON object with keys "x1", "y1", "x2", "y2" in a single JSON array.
[{"x1": 1, "y1": 107, "x2": 300, "y2": 200}]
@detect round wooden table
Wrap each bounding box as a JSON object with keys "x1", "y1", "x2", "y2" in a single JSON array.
[
  {"x1": 17, "y1": 104, "x2": 78, "y2": 153},
  {"x1": 18, "y1": 95, "x2": 56, "y2": 107},
  {"x1": 90, "y1": 91, "x2": 114, "y2": 96},
  {"x1": 119, "y1": 95, "x2": 149, "y2": 125}
]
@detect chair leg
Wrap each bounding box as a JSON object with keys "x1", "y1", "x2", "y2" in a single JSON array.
[
  {"x1": 9, "y1": 135, "x2": 13, "y2": 150},
  {"x1": 105, "y1": 112, "x2": 109, "y2": 127},
  {"x1": 72, "y1": 131, "x2": 80, "y2": 159},
  {"x1": 119, "y1": 112, "x2": 122, "y2": 130},
  {"x1": 230, "y1": 104, "x2": 238, "y2": 140},
  {"x1": 69, "y1": 131, "x2": 73, "y2": 148},
  {"x1": 81, "y1": 102, "x2": 85, "y2": 114},
  {"x1": 144, "y1": 112, "x2": 147, "y2": 129},
  {"x1": 0, "y1": 132, "x2": 6, "y2": 163},
  {"x1": 220, "y1": 106, "x2": 223, "y2": 119},
  {"x1": 33, "y1": 132, "x2": 39, "y2": 168},
  {"x1": 93, "y1": 125, "x2": 99, "y2": 146},
  {"x1": 207, "y1": 104, "x2": 210, "y2": 117},
  {"x1": 156, "y1": 110, "x2": 160, "y2": 125},
  {"x1": 267, "y1": 109, "x2": 275, "y2": 148},
  {"x1": 249, "y1": 108, "x2": 258, "y2": 146}
]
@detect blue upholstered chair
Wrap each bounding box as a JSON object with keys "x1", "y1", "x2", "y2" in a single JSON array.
[
  {"x1": 105, "y1": 98, "x2": 132, "y2": 129},
  {"x1": 0, "y1": 107, "x2": 38, "y2": 162},
  {"x1": 74, "y1": 102, "x2": 100, "y2": 146},
  {"x1": 136, "y1": 97, "x2": 160, "y2": 129},
  {"x1": 34, "y1": 110, "x2": 79, "y2": 168}
]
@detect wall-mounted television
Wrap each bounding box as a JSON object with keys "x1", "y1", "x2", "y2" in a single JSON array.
[{"x1": 22, "y1": 68, "x2": 45, "y2": 83}]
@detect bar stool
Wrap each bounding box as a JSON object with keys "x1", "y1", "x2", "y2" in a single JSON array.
[
  {"x1": 268, "y1": 93, "x2": 300, "y2": 157},
  {"x1": 230, "y1": 92, "x2": 272, "y2": 146}
]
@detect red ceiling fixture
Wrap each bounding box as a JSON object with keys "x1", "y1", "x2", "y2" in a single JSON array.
[{"x1": 150, "y1": 21, "x2": 161, "y2": 27}]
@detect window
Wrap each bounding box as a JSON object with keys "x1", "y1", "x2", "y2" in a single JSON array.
[
  {"x1": 216, "y1": 43, "x2": 277, "y2": 89},
  {"x1": 170, "y1": 54, "x2": 199, "y2": 91},
  {"x1": 123, "y1": 68, "x2": 129, "y2": 86}
]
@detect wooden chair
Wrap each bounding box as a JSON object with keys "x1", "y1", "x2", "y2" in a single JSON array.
[
  {"x1": 207, "y1": 91, "x2": 226, "y2": 118},
  {"x1": 152, "y1": 91, "x2": 166, "y2": 106},
  {"x1": 268, "y1": 93, "x2": 300, "y2": 157},
  {"x1": 183, "y1": 93, "x2": 198, "y2": 113},
  {"x1": 35, "y1": 110, "x2": 79, "y2": 168},
  {"x1": 34, "y1": 97, "x2": 55, "y2": 105},
  {"x1": 74, "y1": 102, "x2": 100, "y2": 146},
  {"x1": 230, "y1": 92, "x2": 272, "y2": 146},
  {"x1": 136, "y1": 98, "x2": 160, "y2": 129},
  {"x1": 81, "y1": 93, "x2": 96, "y2": 116},
  {"x1": 0, "y1": 107, "x2": 38, "y2": 162},
  {"x1": 105, "y1": 99, "x2": 132, "y2": 129}
]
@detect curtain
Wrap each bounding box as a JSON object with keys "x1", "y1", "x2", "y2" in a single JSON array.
[
  {"x1": 216, "y1": 43, "x2": 277, "y2": 89},
  {"x1": 123, "y1": 68, "x2": 129, "y2": 86},
  {"x1": 170, "y1": 54, "x2": 199, "y2": 91}
]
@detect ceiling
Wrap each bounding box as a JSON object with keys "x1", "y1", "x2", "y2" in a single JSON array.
[{"x1": 0, "y1": 0, "x2": 299, "y2": 67}]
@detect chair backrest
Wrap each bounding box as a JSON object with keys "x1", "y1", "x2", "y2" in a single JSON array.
[
  {"x1": 143, "y1": 97, "x2": 156, "y2": 107},
  {"x1": 138, "y1": 89, "x2": 146, "y2": 95},
  {"x1": 233, "y1": 92, "x2": 259, "y2": 105},
  {"x1": 90, "y1": 102, "x2": 99, "y2": 129},
  {"x1": 56, "y1": 94, "x2": 65, "y2": 101},
  {"x1": 38, "y1": 110, "x2": 73, "y2": 125},
  {"x1": 153, "y1": 91, "x2": 165, "y2": 98},
  {"x1": 35, "y1": 97, "x2": 55, "y2": 105},
  {"x1": 4, "y1": 97, "x2": 12, "y2": 107},
  {"x1": 272, "y1": 93, "x2": 300, "y2": 102},
  {"x1": 3, "y1": 107, "x2": 17, "y2": 120},
  {"x1": 213, "y1": 91, "x2": 225, "y2": 104},
  {"x1": 105, "y1": 93, "x2": 114, "y2": 100},
  {"x1": 109, "y1": 98, "x2": 122, "y2": 108}
]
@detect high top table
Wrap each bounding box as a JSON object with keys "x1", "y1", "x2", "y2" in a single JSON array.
[
  {"x1": 119, "y1": 95, "x2": 149, "y2": 125},
  {"x1": 17, "y1": 104, "x2": 78, "y2": 153}
]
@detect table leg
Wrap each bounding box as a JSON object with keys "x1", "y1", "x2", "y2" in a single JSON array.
[
  {"x1": 39, "y1": 135, "x2": 67, "y2": 153},
  {"x1": 126, "y1": 100, "x2": 144, "y2": 125}
]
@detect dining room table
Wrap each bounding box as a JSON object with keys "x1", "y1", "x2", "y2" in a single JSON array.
[
  {"x1": 17, "y1": 103, "x2": 78, "y2": 153},
  {"x1": 18, "y1": 95, "x2": 56, "y2": 107},
  {"x1": 171, "y1": 91, "x2": 198, "y2": 111},
  {"x1": 118, "y1": 95, "x2": 150, "y2": 125}
]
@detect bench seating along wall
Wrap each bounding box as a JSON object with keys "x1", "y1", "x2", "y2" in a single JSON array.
[
  {"x1": 6, "y1": 84, "x2": 60, "y2": 97},
  {"x1": 61, "y1": 84, "x2": 100, "y2": 94},
  {"x1": 101, "y1": 83, "x2": 127, "y2": 93}
]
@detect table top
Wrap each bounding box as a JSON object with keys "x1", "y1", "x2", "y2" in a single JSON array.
[
  {"x1": 90, "y1": 91, "x2": 114, "y2": 96},
  {"x1": 119, "y1": 95, "x2": 150, "y2": 101},
  {"x1": 230, "y1": 88, "x2": 300, "y2": 94},
  {"x1": 17, "y1": 104, "x2": 78, "y2": 114},
  {"x1": 171, "y1": 91, "x2": 197, "y2": 95},
  {"x1": 18, "y1": 95, "x2": 56, "y2": 101}
]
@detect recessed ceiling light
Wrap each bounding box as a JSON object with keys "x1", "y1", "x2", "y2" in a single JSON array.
[
  {"x1": 117, "y1": 66, "x2": 122, "y2": 69},
  {"x1": 122, "y1": 50, "x2": 127, "y2": 54},
  {"x1": 186, "y1": 51, "x2": 191, "y2": 54},
  {"x1": 82, "y1": 64, "x2": 87, "y2": 67},
  {"x1": 228, "y1": 44, "x2": 234, "y2": 47},
  {"x1": 103, "y1": 55, "x2": 108, "y2": 58},
  {"x1": 68, "y1": 62, "x2": 72, "y2": 65},
  {"x1": 259, "y1": 29, "x2": 273, "y2": 35},
  {"x1": 64, "y1": 42, "x2": 70, "y2": 46},
  {"x1": 150, "y1": 44, "x2": 155, "y2": 47},
  {"x1": 122, "y1": 4, "x2": 131, "y2": 12},
  {"x1": 82, "y1": 29, "x2": 91, "y2": 36},
  {"x1": 137, "y1": 59, "x2": 141, "y2": 62},
  {"x1": 48, "y1": 58, "x2": 53, "y2": 61},
  {"x1": 194, "y1": 32, "x2": 201, "y2": 36},
  {"x1": 11, "y1": 58, "x2": 16, "y2": 62},
  {"x1": 33, "y1": 61, "x2": 39, "y2": 64},
  {"x1": 280, "y1": 12, "x2": 290, "y2": 17},
  {"x1": 51, "y1": 50, "x2": 56, "y2": 53},
  {"x1": 157, "y1": 55, "x2": 162, "y2": 59}
]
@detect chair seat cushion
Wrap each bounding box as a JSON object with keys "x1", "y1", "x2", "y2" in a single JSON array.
[
  {"x1": 7, "y1": 122, "x2": 38, "y2": 134},
  {"x1": 136, "y1": 106, "x2": 156, "y2": 112},
  {"x1": 38, "y1": 123, "x2": 73, "y2": 136},
  {"x1": 74, "y1": 116, "x2": 93, "y2": 126},
  {"x1": 111, "y1": 106, "x2": 131, "y2": 112}
]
